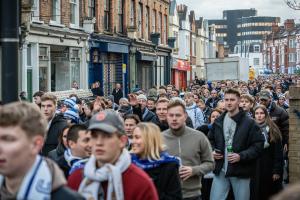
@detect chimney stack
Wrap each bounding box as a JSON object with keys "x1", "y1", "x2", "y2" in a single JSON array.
[{"x1": 284, "y1": 19, "x2": 295, "y2": 31}]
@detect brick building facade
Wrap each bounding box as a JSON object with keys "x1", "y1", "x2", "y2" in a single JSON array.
[{"x1": 263, "y1": 19, "x2": 300, "y2": 74}]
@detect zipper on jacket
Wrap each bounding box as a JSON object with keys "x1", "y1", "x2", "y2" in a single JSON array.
[{"x1": 178, "y1": 137, "x2": 182, "y2": 157}]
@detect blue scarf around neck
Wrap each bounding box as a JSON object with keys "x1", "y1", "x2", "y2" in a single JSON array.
[{"x1": 131, "y1": 151, "x2": 181, "y2": 170}]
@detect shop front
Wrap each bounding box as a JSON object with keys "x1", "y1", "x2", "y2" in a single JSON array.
[
  {"x1": 89, "y1": 35, "x2": 130, "y2": 96},
  {"x1": 171, "y1": 58, "x2": 190, "y2": 91},
  {"x1": 22, "y1": 24, "x2": 88, "y2": 97}
]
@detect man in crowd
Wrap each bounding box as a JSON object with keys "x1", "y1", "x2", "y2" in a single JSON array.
[
  {"x1": 0, "y1": 102, "x2": 83, "y2": 199},
  {"x1": 41, "y1": 93, "x2": 68, "y2": 156},
  {"x1": 68, "y1": 110, "x2": 159, "y2": 199},
  {"x1": 184, "y1": 92, "x2": 205, "y2": 129},
  {"x1": 124, "y1": 114, "x2": 141, "y2": 150},
  {"x1": 171, "y1": 89, "x2": 180, "y2": 98},
  {"x1": 112, "y1": 83, "x2": 123, "y2": 105},
  {"x1": 163, "y1": 99, "x2": 214, "y2": 200},
  {"x1": 130, "y1": 94, "x2": 156, "y2": 122},
  {"x1": 147, "y1": 98, "x2": 157, "y2": 113},
  {"x1": 206, "y1": 89, "x2": 221, "y2": 109},
  {"x1": 33, "y1": 91, "x2": 45, "y2": 109},
  {"x1": 59, "y1": 125, "x2": 91, "y2": 177},
  {"x1": 151, "y1": 98, "x2": 170, "y2": 131},
  {"x1": 208, "y1": 88, "x2": 264, "y2": 200}
]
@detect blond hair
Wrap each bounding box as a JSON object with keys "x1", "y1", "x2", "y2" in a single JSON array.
[
  {"x1": 135, "y1": 123, "x2": 165, "y2": 160},
  {"x1": 0, "y1": 102, "x2": 47, "y2": 137}
]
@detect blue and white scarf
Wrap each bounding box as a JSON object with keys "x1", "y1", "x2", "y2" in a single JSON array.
[
  {"x1": 131, "y1": 151, "x2": 181, "y2": 170},
  {"x1": 64, "y1": 148, "x2": 88, "y2": 175},
  {"x1": 0, "y1": 155, "x2": 52, "y2": 200}
]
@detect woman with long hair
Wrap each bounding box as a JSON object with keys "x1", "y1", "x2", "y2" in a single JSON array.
[
  {"x1": 131, "y1": 123, "x2": 182, "y2": 200},
  {"x1": 252, "y1": 105, "x2": 284, "y2": 200}
]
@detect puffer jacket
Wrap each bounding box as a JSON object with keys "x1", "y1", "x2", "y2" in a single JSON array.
[{"x1": 208, "y1": 110, "x2": 264, "y2": 178}]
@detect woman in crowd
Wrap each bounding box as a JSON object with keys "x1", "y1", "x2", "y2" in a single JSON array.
[
  {"x1": 48, "y1": 125, "x2": 71, "y2": 177},
  {"x1": 252, "y1": 105, "x2": 284, "y2": 200},
  {"x1": 131, "y1": 123, "x2": 182, "y2": 200}
]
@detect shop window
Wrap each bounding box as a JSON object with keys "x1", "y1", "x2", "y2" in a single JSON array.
[
  {"x1": 39, "y1": 46, "x2": 50, "y2": 92},
  {"x1": 70, "y1": 48, "x2": 81, "y2": 89},
  {"x1": 70, "y1": 0, "x2": 79, "y2": 27}
]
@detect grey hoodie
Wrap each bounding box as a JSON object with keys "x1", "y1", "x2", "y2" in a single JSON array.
[{"x1": 163, "y1": 125, "x2": 214, "y2": 198}]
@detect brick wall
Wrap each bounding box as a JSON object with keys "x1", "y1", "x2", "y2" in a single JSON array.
[
  {"x1": 288, "y1": 85, "x2": 300, "y2": 183},
  {"x1": 40, "y1": 0, "x2": 51, "y2": 23}
]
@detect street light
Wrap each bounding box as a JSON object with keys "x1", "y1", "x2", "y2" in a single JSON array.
[{"x1": 285, "y1": 0, "x2": 300, "y2": 10}]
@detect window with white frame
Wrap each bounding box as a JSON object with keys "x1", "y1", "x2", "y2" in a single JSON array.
[
  {"x1": 145, "y1": 7, "x2": 149, "y2": 40},
  {"x1": 253, "y1": 58, "x2": 260, "y2": 66},
  {"x1": 130, "y1": 0, "x2": 135, "y2": 27},
  {"x1": 70, "y1": 0, "x2": 79, "y2": 26},
  {"x1": 297, "y1": 50, "x2": 300, "y2": 63},
  {"x1": 32, "y1": 0, "x2": 40, "y2": 21},
  {"x1": 138, "y1": 3, "x2": 143, "y2": 37},
  {"x1": 39, "y1": 46, "x2": 50, "y2": 92},
  {"x1": 70, "y1": 48, "x2": 81, "y2": 89},
  {"x1": 104, "y1": 0, "x2": 110, "y2": 31},
  {"x1": 52, "y1": 0, "x2": 61, "y2": 23},
  {"x1": 253, "y1": 45, "x2": 260, "y2": 53},
  {"x1": 289, "y1": 52, "x2": 296, "y2": 62},
  {"x1": 164, "y1": 15, "x2": 167, "y2": 44},
  {"x1": 117, "y1": 0, "x2": 124, "y2": 33},
  {"x1": 280, "y1": 47, "x2": 285, "y2": 65},
  {"x1": 158, "y1": 12, "x2": 162, "y2": 43},
  {"x1": 152, "y1": 10, "x2": 156, "y2": 33},
  {"x1": 289, "y1": 39, "x2": 296, "y2": 48},
  {"x1": 88, "y1": 0, "x2": 95, "y2": 18}
]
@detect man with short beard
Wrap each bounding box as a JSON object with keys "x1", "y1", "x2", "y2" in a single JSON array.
[{"x1": 163, "y1": 99, "x2": 214, "y2": 200}]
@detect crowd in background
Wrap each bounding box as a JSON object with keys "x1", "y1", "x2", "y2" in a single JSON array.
[{"x1": 0, "y1": 74, "x2": 300, "y2": 200}]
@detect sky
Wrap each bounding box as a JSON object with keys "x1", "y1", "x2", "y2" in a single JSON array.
[{"x1": 176, "y1": 0, "x2": 300, "y2": 24}]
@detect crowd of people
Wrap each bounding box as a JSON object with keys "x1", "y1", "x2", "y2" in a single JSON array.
[{"x1": 0, "y1": 74, "x2": 299, "y2": 200}]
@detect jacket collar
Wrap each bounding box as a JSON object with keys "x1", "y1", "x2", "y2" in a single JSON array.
[{"x1": 214, "y1": 109, "x2": 245, "y2": 126}]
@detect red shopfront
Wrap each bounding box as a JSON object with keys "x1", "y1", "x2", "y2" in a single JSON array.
[{"x1": 171, "y1": 59, "x2": 190, "y2": 91}]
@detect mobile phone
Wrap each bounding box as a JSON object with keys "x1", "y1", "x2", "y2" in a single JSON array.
[{"x1": 214, "y1": 149, "x2": 222, "y2": 154}]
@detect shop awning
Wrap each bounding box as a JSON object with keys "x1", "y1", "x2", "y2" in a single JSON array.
[{"x1": 137, "y1": 50, "x2": 157, "y2": 61}]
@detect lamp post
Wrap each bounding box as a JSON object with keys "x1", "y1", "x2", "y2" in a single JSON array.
[{"x1": 0, "y1": 0, "x2": 20, "y2": 103}]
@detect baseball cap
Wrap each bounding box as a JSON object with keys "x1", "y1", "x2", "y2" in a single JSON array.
[
  {"x1": 259, "y1": 90, "x2": 271, "y2": 100},
  {"x1": 88, "y1": 110, "x2": 125, "y2": 135}
]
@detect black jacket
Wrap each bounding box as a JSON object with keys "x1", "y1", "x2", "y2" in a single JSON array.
[
  {"x1": 208, "y1": 110, "x2": 264, "y2": 178},
  {"x1": 151, "y1": 116, "x2": 169, "y2": 132},
  {"x1": 41, "y1": 114, "x2": 68, "y2": 156},
  {"x1": 205, "y1": 97, "x2": 221, "y2": 109},
  {"x1": 91, "y1": 87, "x2": 104, "y2": 97},
  {"x1": 112, "y1": 88, "x2": 123, "y2": 104},
  {"x1": 268, "y1": 102, "x2": 289, "y2": 145},
  {"x1": 145, "y1": 162, "x2": 182, "y2": 200},
  {"x1": 132, "y1": 105, "x2": 156, "y2": 122}
]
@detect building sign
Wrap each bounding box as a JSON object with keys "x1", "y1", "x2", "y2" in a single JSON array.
[{"x1": 172, "y1": 59, "x2": 191, "y2": 71}]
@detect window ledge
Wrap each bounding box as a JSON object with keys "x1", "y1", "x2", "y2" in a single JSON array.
[
  {"x1": 70, "y1": 24, "x2": 83, "y2": 30},
  {"x1": 49, "y1": 20, "x2": 65, "y2": 28},
  {"x1": 32, "y1": 19, "x2": 44, "y2": 24}
]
